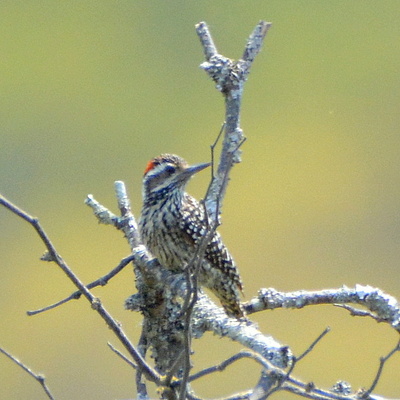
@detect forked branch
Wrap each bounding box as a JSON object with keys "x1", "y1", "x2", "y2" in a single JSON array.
[{"x1": 196, "y1": 20, "x2": 271, "y2": 218}]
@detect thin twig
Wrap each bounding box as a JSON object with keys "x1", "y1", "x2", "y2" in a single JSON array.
[
  {"x1": 365, "y1": 339, "x2": 400, "y2": 396},
  {"x1": 264, "y1": 328, "x2": 330, "y2": 399},
  {"x1": 136, "y1": 330, "x2": 150, "y2": 400},
  {"x1": 107, "y1": 342, "x2": 138, "y2": 370},
  {"x1": 174, "y1": 139, "x2": 240, "y2": 398},
  {"x1": 334, "y1": 303, "x2": 387, "y2": 323},
  {"x1": 296, "y1": 327, "x2": 330, "y2": 362},
  {"x1": 179, "y1": 277, "x2": 194, "y2": 400},
  {"x1": 0, "y1": 346, "x2": 55, "y2": 400},
  {"x1": 27, "y1": 254, "x2": 135, "y2": 316},
  {"x1": 174, "y1": 156, "x2": 233, "y2": 399},
  {"x1": 203, "y1": 122, "x2": 225, "y2": 212},
  {"x1": 185, "y1": 350, "x2": 274, "y2": 384},
  {"x1": 210, "y1": 122, "x2": 225, "y2": 179},
  {"x1": 164, "y1": 349, "x2": 185, "y2": 388},
  {"x1": 176, "y1": 221, "x2": 220, "y2": 400},
  {"x1": 177, "y1": 152, "x2": 241, "y2": 398}
]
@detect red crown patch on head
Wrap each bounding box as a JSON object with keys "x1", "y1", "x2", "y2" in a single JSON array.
[{"x1": 144, "y1": 160, "x2": 156, "y2": 175}]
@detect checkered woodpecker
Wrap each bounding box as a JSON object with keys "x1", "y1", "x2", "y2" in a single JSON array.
[{"x1": 139, "y1": 154, "x2": 244, "y2": 318}]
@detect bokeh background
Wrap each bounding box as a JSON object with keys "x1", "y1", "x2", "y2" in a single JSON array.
[{"x1": 1, "y1": 1, "x2": 399, "y2": 399}]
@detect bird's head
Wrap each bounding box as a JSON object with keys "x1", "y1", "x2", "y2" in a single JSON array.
[{"x1": 142, "y1": 154, "x2": 210, "y2": 203}]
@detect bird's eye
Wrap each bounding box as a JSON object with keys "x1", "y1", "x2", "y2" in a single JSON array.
[{"x1": 164, "y1": 164, "x2": 176, "y2": 174}]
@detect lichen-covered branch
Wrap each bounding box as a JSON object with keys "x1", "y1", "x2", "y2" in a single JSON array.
[
  {"x1": 247, "y1": 285, "x2": 400, "y2": 332},
  {"x1": 196, "y1": 21, "x2": 271, "y2": 219}
]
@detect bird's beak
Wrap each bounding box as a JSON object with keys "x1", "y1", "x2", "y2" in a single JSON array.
[{"x1": 181, "y1": 162, "x2": 211, "y2": 180}]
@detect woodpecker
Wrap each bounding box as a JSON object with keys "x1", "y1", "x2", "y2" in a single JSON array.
[{"x1": 139, "y1": 154, "x2": 244, "y2": 318}]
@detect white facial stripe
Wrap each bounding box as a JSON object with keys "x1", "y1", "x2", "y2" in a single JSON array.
[{"x1": 146, "y1": 163, "x2": 168, "y2": 178}]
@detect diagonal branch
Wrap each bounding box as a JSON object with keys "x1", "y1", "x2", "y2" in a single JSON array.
[
  {"x1": 365, "y1": 340, "x2": 400, "y2": 396},
  {"x1": 0, "y1": 194, "x2": 160, "y2": 384},
  {"x1": 0, "y1": 346, "x2": 55, "y2": 400}
]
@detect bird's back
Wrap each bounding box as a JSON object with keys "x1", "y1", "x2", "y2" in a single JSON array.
[{"x1": 140, "y1": 191, "x2": 244, "y2": 317}]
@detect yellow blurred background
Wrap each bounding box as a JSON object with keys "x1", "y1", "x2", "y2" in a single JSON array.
[{"x1": 1, "y1": 1, "x2": 399, "y2": 399}]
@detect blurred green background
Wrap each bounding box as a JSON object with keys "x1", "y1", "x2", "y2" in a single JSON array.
[{"x1": 1, "y1": 1, "x2": 399, "y2": 399}]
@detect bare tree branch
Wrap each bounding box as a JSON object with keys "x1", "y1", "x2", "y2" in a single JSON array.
[
  {"x1": 186, "y1": 350, "x2": 278, "y2": 384},
  {"x1": 263, "y1": 328, "x2": 331, "y2": 399},
  {"x1": 296, "y1": 327, "x2": 331, "y2": 362},
  {"x1": 365, "y1": 340, "x2": 400, "y2": 396},
  {"x1": 136, "y1": 330, "x2": 150, "y2": 400},
  {"x1": 0, "y1": 194, "x2": 160, "y2": 385},
  {"x1": 27, "y1": 254, "x2": 135, "y2": 316},
  {"x1": 107, "y1": 342, "x2": 138, "y2": 370},
  {"x1": 0, "y1": 346, "x2": 55, "y2": 400}
]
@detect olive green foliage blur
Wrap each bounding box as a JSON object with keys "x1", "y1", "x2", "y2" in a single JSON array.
[{"x1": 1, "y1": 2, "x2": 400, "y2": 399}]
